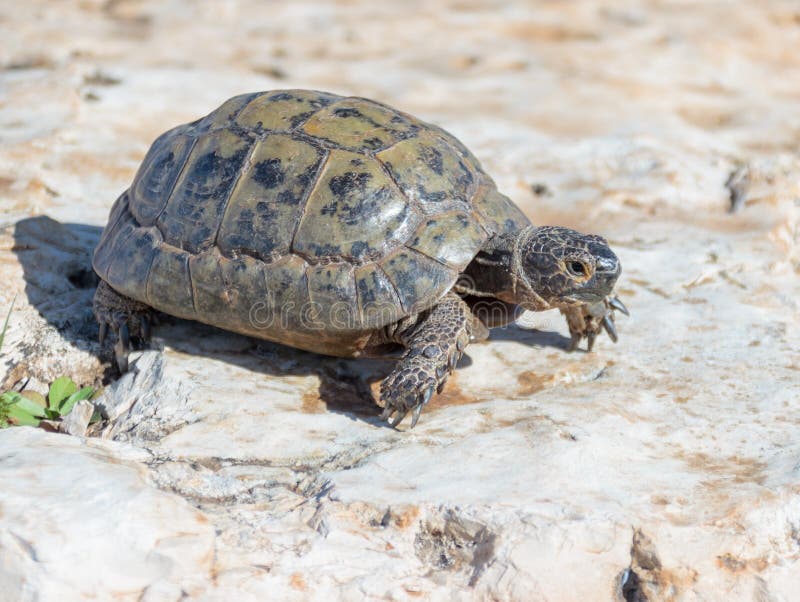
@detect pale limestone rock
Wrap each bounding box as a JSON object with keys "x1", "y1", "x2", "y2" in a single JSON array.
[
  {"x1": 59, "y1": 398, "x2": 93, "y2": 436},
  {"x1": 1, "y1": 0, "x2": 799, "y2": 600},
  {"x1": 0, "y1": 428, "x2": 215, "y2": 601}
]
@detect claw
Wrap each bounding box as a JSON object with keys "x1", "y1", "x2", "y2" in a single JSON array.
[
  {"x1": 389, "y1": 409, "x2": 407, "y2": 428},
  {"x1": 119, "y1": 322, "x2": 130, "y2": 353},
  {"x1": 456, "y1": 338, "x2": 465, "y2": 352},
  {"x1": 410, "y1": 404, "x2": 424, "y2": 428},
  {"x1": 602, "y1": 315, "x2": 618, "y2": 342},
  {"x1": 609, "y1": 296, "x2": 629, "y2": 316},
  {"x1": 114, "y1": 340, "x2": 129, "y2": 373},
  {"x1": 437, "y1": 374, "x2": 449, "y2": 394},
  {"x1": 98, "y1": 322, "x2": 107, "y2": 345},
  {"x1": 448, "y1": 353, "x2": 458, "y2": 373},
  {"x1": 436, "y1": 365, "x2": 446, "y2": 379},
  {"x1": 141, "y1": 315, "x2": 151, "y2": 343},
  {"x1": 410, "y1": 386, "x2": 434, "y2": 427},
  {"x1": 380, "y1": 405, "x2": 394, "y2": 421},
  {"x1": 586, "y1": 331, "x2": 597, "y2": 353}
]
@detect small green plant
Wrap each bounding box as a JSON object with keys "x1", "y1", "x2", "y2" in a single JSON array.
[
  {"x1": 0, "y1": 299, "x2": 97, "y2": 430},
  {"x1": 0, "y1": 377, "x2": 95, "y2": 428}
]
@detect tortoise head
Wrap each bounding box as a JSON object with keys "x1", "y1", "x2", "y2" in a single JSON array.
[{"x1": 514, "y1": 226, "x2": 620, "y2": 309}]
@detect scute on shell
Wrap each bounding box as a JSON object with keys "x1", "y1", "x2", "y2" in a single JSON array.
[{"x1": 93, "y1": 90, "x2": 531, "y2": 354}]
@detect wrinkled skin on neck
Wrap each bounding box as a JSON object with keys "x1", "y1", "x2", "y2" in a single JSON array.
[{"x1": 462, "y1": 225, "x2": 621, "y2": 311}]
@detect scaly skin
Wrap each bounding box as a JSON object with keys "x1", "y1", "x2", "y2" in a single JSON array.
[
  {"x1": 93, "y1": 281, "x2": 153, "y2": 373},
  {"x1": 560, "y1": 295, "x2": 629, "y2": 352},
  {"x1": 91, "y1": 91, "x2": 627, "y2": 428},
  {"x1": 380, "y1": 292, "x2": 473, "y2": 428},
  {"x1": 381, "y1": 226, "x2": 626, "y2": 428}
]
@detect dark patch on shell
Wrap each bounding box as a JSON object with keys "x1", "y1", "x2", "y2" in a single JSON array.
[
  {"x1": 350, "y1": 240, "x2": 369, "y2": 257},
  {"x1": 289, "y1": 111, "x2": 316, "y2": 129},
  {"x1": 421, "y1": 145, "x2": 444, "y2": 175},
  {"x1": 268, "y1": 92, "x2": 297, "y2": 102},
  {"x1": 420, "y1": 188, "x2": 447, "y2": 203},
  {"x1": 303, "y1": 242, "x2": 345, "y2": 257},
  {"x1": 363, "y1": 137, "x2": 384, "y2": 150},
  {"x1": 252, "y1": 158, "x2": 285, "y2": 189},
  {"x1": 333, "y1": 107, "x2": 363, "y2": 119},
  {"x1": 328, "y1": 171, "x2": 372, "y2": 197},
  {"x1": 276, "y1": 189, "x2": 297, "y2": 205}
]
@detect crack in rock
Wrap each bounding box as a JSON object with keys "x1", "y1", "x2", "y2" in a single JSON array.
[
  {"x1": 414, "y1": 510, "x2": 497, "y2": 587},
  {"x1": 96, "y1": 351, "x2": 198, "y2": 442},
  {"x1": 142, "y1": 439, "x2": 397, "y2": 511},
  {"x1": 617, "y1": 528, "x2": 697, "y2": 602}
]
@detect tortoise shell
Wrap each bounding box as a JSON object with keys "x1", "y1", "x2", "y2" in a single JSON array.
[{"x1": 93, "y1": 90, "x2": 530, "y2": 356}]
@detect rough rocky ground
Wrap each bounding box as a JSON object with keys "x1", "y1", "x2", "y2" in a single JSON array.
[{"x1": 1, "y1": 1, "x2": 799, "y2": 600}]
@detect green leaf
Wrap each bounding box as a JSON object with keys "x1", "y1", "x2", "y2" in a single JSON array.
[
  {"x1": 59, "y1": 386, "x2": 94, "y2": 416},
  {"x1": 21, "y1": 391, "x2": 47, "y2": 408},
  {"x1": 0, "y1": 390, "x2": 19, "y2": 406},
  {"x1": 0, "y1": 294, "x2": 16, "y2": 355},
  {"x1": 48, "y1": 376, "x2": 77, "y2": 409},
  {"x1": 0, "y1": 396, "x2": 12, "y2": 427},
  {"x1": 44, "y1": 408, "x2": 61, "y2": 420},
  {"x1": 6, "y1": 403, "x2": 41, "y2": 427},
  {"x1": 1, "y1": 391, "x2": 46, "y2": 418},
  {"x1": 1, "y1": 391, "x2": 45, "y2": 426}
]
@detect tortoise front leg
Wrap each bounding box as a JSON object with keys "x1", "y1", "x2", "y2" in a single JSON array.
[
  {"x1": 380, "y1": 292, "x2": 476, "y2": 429},
  {"x1": 93, "y1": 280, "x2": 154, "y2": 373},
  {"x1": 560, "y1": 295, "x2": 629, "y2": 352}
]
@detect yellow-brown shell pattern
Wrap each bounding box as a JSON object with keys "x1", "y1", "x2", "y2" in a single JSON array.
[{"x1": 94, "y1": 90, "x2": 531, "y2": 348}]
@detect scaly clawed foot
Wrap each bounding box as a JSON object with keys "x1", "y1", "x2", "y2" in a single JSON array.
[
  {"x1": 561, "y1": 295, "x2": 629, "y2": 352},
  {"x1": 93, "y1": 280, "x2": 154, "y2": 373},
  {"x1": 379, "y1": 293, "x2": 473, "y2": 429},
  {"x1": 379, "y1": 336, "x2": 466, "y2": 428}
]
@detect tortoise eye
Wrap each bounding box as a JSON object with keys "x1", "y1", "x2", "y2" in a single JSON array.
[{"x1": 567, "y1": 261, "x2": 589, "y2": 278}]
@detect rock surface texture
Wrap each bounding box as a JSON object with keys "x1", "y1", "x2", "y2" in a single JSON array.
[{"x1": 1, "y1": 1, "x2": 799, "y2": 600}]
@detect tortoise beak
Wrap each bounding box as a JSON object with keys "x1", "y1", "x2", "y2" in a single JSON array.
[
  {"x1": 567, "y1": 252, "x2": 621, "y2": 304},
  {"x1": 595, "y1": 254, "x2": 621, "y2": 290},
  {"x1": 596, "y1": 255, "x2": 620, "y2": 277}
]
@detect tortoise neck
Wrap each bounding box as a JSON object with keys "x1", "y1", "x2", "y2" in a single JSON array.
[
  {"x1": 462, "y1": 230, "x2": 519, "y2": 299},
  {"x1": 461, "y1": 227, "x2": 550, "y2": 310}
]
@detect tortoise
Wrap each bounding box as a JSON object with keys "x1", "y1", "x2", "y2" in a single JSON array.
[{"x1": 93, "y1": 89, "x2": 627, "y2": 428}]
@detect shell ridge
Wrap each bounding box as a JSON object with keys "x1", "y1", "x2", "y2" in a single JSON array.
[
  {"x1": 287, "y1": 103, "x2": 326, "y2": 132},
  {"x1": 290, "y1": 130, "x2": 349, "y2": 153},
  {"x1": 230, "y1": 93, "x2": 263, "y2": 124},
  {"x1": 471, "y1": 207, "x2": 493, "y2": 237},
  {"x1": 353, "y1": 266, "x2": 365, "y2": 327},
  {"x1": 373, "y1": 261, "x2": 407, "y2": 314},
  {"x1": 209, "y1": 136, "x2": 260, "y2": 251},
  {"x1": 103, "y1": 220, "x2": 138, "y2": 281},
  {"x1": 374, "y1": 154, "x2": 419, "y2": 211},
  {"x1": 140, "y1": 227, "x2": 163, "y2": 307},
  {"x1": 303, "y1": 264, "x2": 314, "y2": 319},
  {"x1": 290, "y1": 148, "x2": 331, "y2": 257},
  {"x1": 186, "y1": 252, "x2": 199, "y2": 317},
  {"x1": 375, "y1": 136, "x2": 408, "y2": 156},
  {"x1": 401, "y1": 242, "x2": 452, "y2": 269},
  {"x1": 152, "y1": 136, "x2": 198, "y2": 240}
]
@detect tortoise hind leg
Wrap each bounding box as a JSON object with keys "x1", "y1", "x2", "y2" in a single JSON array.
[
  {"x1": 93, "y1": 280, "x2": 153, "y2": 373},
  {"x1": 380, "y1": 292, "x2": 477, "y2": 429}
]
